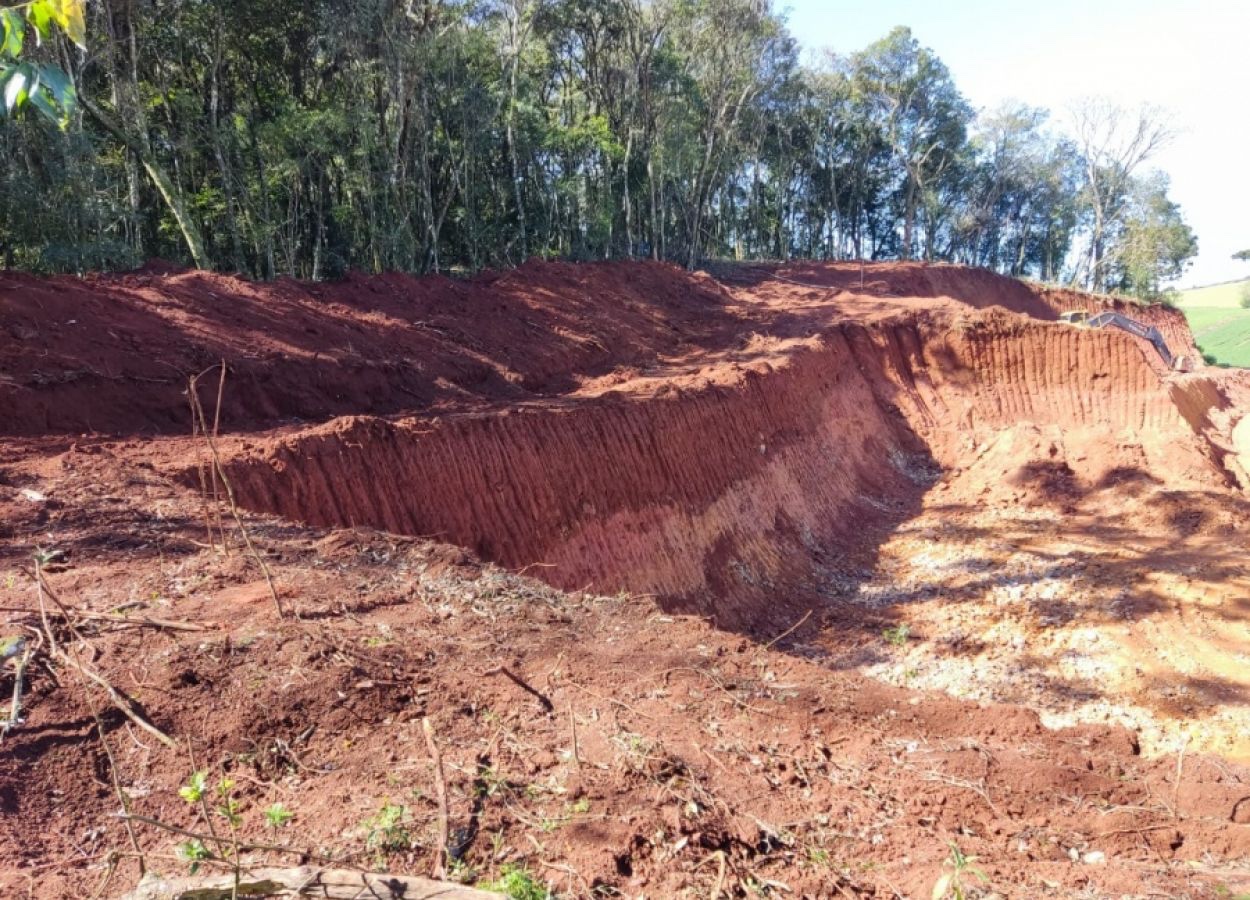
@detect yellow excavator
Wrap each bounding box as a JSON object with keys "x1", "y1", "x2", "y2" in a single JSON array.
[{"x1": 1059, "y1": 310, "x2": 1192, "y2": 371}]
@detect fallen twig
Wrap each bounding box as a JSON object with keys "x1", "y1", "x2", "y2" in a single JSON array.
[
  {"x1": 1, "y1": 639, "x2": 33, "y2": 739},
  {"x1": 34, "y1": 561, "x2": 176, "y2": 748},
  {"x1": 483, "y1": 666, "x2": 555, "y2": 714},
  {"x1": 1172, "y1": 734, "x2": 1189, "y2": 818},
  {"x1": 116, "y1": 813, "x2": 343, "y2": 864},
  {"x1": 710, "y1": 850, "x2": 726, "y2": 900},
  {"x1": 422, "y1": 717, "x2": 450, "y2": 880},
  {"x1": 568, "y1": 701, "x2": 582, "y2": 773},
  {"x1": 761, "y1": 608, "x2": 813, "y2": 651},
  {"x1": 0, "y1": 605, "x2": 212, "y2": 633}
]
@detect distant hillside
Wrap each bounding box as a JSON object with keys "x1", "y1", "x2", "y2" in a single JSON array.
[
  {"x1": 1177, "y1": 278, "x2": 1250, "y2": 309},
  {"x1": 1176, "y1": 278, "x2": 1250, "y2": 367}
]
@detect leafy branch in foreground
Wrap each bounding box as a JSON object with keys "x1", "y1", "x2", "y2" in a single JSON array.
[{"x1": 0, "y1": 0, "x2": 85, "y2": 125}]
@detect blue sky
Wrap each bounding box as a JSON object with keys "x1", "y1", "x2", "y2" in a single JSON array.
[{"x1": 782, "y1": 0, "x2": 1250, "y2": 287}]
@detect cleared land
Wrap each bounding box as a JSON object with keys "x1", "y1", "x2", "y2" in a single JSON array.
[
  {"x1": 2, "y1": 261, "x2": 1250, "y2": 899},
  {"x1": 1177, "y1": 279, "x2": 1250, "y2": 367}
]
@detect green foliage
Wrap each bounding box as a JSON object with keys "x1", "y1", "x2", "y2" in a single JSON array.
[
  {"x1": 264, "y1": 802, "x2": 294, "y2": 829},
  {"x1": 0, "y1": 0, "x2": 1193, "y2": 289},
  {"x1": 931, "y1": 841, "x2": 988, "y2": 900},
  {"x1": 178, "y1": 770, "x2": 209, "y2": 804},
  {"x1": 1240, "y1": 283, "x2": 1250, "y2": 310},
  {"x1": 479, "y1": 865, "x2": 551, "y2": 900},
  {"x1": 1109, "y1": 173, "x2": 1198, "y2": 300},
  {"x1": 175, "y1": 838, "x2": 211, "y2": 875},
  {"x1": 215, "y1": 777, "x2": 243, "y2": 829},
  {"x1": 882, "y1": 623, "x2": 911, "y2": 647},
  {"x1": 0, "y1": 0, "x2": 85, "y2": 126},
  {"x1": 363, "y1": 801, "x2": 412, "y2": 853}
]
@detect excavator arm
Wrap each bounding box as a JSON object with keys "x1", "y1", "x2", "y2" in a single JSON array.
[{"x1": 1086, "y1": 312, "x2": 1174, "y2": 368}]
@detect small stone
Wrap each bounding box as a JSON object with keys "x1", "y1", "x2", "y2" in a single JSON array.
[{"x1": 1081, "y1": 850, "x2": 1106, "y2": 865}]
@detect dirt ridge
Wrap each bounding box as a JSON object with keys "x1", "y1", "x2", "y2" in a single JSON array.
[{"x1": 214, "y1": 309, "x2": 1230, "y2": 628}]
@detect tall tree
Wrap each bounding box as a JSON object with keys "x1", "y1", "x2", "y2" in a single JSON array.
[
  {"x1": 0, "y1": 4, "x2": 1199, "y2": 293},
  {"x1": 1069, "y1": 98, "x2": 1172, "y2": 292},
  {"x1": 849, "y1": 27, "x2": 971, "y2": 260}
]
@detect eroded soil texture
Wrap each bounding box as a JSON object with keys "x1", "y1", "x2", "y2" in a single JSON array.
[{"x1": 2, "y1": 260, "x2": 1249, "y2": 898}]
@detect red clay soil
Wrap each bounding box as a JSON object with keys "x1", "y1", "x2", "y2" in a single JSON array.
[{"x1": 1, "y1": 260, "x2": 1249, "y2": 899}]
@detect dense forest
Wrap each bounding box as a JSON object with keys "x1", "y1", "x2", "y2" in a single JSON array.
[{"x1": 0, "y1": 0, "x2": 1197, "y2": 297}]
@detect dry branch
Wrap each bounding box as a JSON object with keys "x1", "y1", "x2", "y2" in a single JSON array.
[
  {"x1": 188, "y1": 364, "x2": 285, "y2": 618},
  {"x1": 0, "y1": 605, "x2": 212, "y2": 633},
  {"x1": 34, "y1": 562, "x2": 176, "y2": 747},
  {"x1": 482, "y1": 665, "x2": 555, "y2": 714},
  {"x1": 422, "y1": 717, "x2": 450, "y2": 880},
  {"x1": 120, "y1": 866, "x2": 503, "y2": 899}
]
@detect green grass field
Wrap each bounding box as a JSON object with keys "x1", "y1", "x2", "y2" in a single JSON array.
[{"x1": 1175, "y1": 279, "x2": 1250, "y2": 367}]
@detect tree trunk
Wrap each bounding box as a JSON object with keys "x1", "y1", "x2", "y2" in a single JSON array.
[{"x1": 83, "y1": 99, "x2": 210, "y2": 270}]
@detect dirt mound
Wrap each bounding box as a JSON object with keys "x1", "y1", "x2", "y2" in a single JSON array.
[
  {"x1": 1, "y1": 259, "x2": 1195, "y2": 437},
  {"x1": 0, "y1": 260, "x2": 741, "y2": 435},
  {"x1": 2, "y1": 260, "x2": 1249, "y2": 898}
]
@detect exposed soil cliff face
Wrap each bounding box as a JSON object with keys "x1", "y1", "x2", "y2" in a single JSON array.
[
  {"x1": 221, "y1": 329, "x2": 923, "y2": 628},
  {"x1": 5, "y1": 257, "x2": 1236, "y2": 626},
  {"x1": 218, "y1": 307, "x2": 1231, "y2": 628}
]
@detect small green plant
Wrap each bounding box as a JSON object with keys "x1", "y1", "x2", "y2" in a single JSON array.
[
  {"x1": 539, "y1": 798, "x2": 591, "y2": 833},
  {"x1": 175, "y1": 838, "x2": 211, "y2": 874},
  {"x1": 475, "y1": 765, "x2": 510, "y2": 799},
  {"x1": 1213, "y1": 884, "x2": 1250, "y2": 900},
  {"x1": 32, "y1": 547, "x2": 64, "y2": 567},
  {"x1": 177, "y1": 769, "x2": 247, "y2": 875},
  {"x1": 447, "y1": 857, "x2": 476, "y2": 884},
  {"x1": 806, "y1": 846, "x2": 832, "y2": 867},
  {"x1": 882, "y1": 623, "x2": 911, "y2": 647},
  {"x1": 931, "y1": 841, "x2": 988, "y2": 899},
  {"x1": 364, "y1": 801, "x2": 412, "y2": 853},
  {"x1": 479, "y1": 864, "x2": 550, "y2": 900},
  {"x1": 178, "y1": 770, "x2": 209, "y2": 804},
  {"x1": 215, "y1": 777, "x2": 242, "y2": 828},
  {"x1": 264, "y1": 802, "x2": 293, "y2": 829}
]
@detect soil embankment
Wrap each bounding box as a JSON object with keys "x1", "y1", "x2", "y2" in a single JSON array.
[{"x1": 219, "y1": 312, "x2": 1226, "y2": 631}]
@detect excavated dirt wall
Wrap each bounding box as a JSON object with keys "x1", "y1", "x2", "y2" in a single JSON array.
[
  {"x1": 222, "y1": 326, "x2": 922, "y2": 628},
  {"x1": 221, "y1": 312, "x2": 1227, "y2": 625}
]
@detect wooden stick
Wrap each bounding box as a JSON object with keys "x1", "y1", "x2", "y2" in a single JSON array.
[
  {"x1": 188, "y1": 369, "x2": 285, "y2": 618},
  {"x1": 188, "y1": 385, "x2": 223, "y2": 554},
  {"x1": 0, "y1": 605, "x2": 212, "y2": 633},
  {"x1": 2, "y1": 646, "x2": 30, "y2": 738},
  {"x1": 568, "y1": 701, "x2": 582, "y2": 773},
  {"x1": 482, "y1": 666, "x2": 555, "y2": 714},
  {"x1": 118, "y1": 865, "x2": 502, "y2": 899},
  {"x1": 34, "y1": 563, "x2": 176, "y2": 748},
  {"x1": 709, "y1": 850, "x2": 726, "y2": 900},
  {"x1": 422, "y1": 717, "x2": 450, "y2": 880},
  {"x1": 83, "y1": 676, "x2": 147, "y2": 873},
  {"x1": 117, "y1": 814, "x2": 340, "y2": 863},
  {"x1": 761, "y1": 608, "x2": 813, "y2": 651},
  {"x1": 1172, "y1": 734, "x2": 1189, "y2": 817}
]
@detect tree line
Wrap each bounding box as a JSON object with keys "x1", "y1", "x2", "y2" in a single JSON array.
[{"x1": 0, "y1": 0, "x2": 1197, "y2": 298}]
